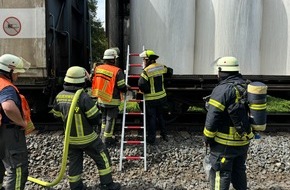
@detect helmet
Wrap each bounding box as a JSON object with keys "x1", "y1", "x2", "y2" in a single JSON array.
[
  {"x1": 64, "y1": 66, "x2": 86, "y2": 84},
  {"x1": 139, "y1": 50, "x2": 159, "y2": 60},
  {"x1": 103, "y1": 49, "x2": 119, "y2": 60},
  {"x1": 14, "y1": 57, "x2": 31, "y2": 73},
  {"x1": 110, "y1": 47, "x2": 120, "y2": 55},
  {"x1": 216, "y1": 56, "x2": 239, "y2": 72},
  {"x1": 0, "y1": 54, "x2": 22, "y2": 72}
]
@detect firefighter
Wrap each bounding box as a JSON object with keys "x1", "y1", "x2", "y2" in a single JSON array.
[
  {"x1": 203, "y1": 56, "x2": 254, "y2": 190},
  {"x1": 91, "y1": 48, "x2": 128, "y2": 146},
  {"x1": 138, "y1": 50, "x2": 173, "y2": 145},
  {"x1": 0, "y1": 54, "x2": 31, "y2": 190},
  {"x1": 50, "y1": 66, "x2": 121, "y2": 190}
]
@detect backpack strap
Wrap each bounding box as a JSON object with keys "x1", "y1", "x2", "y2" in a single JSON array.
[{"x1": 227, "y1": 81, "x2": 252, "y2": 139}]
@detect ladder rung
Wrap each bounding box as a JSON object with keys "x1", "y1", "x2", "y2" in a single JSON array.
[
  {"x1": 129, "y1": 63, "x2": 143, "y2": 67},
  {"x1": 126, "y1": 112, "x2": 144, "y2": 115},
  {"x1": 125, "y1": 126, "x2": 144, "y2": 129},
  {"x1": 128, "y1": 86, "x2": 139, "y2": 90},
  {"x1": 128, "y1": 75, "x2": 140, "y2": 79},
  {"x1": 125, "y1": 140, "x2": 144, "y2": 144},
  {"x1": 120, "y1": 46, "x2": 147, "y2": 172},
  {"x1": 128, "y1": 99, "x2": 143, "y2": 103},
  {"x1": 124, "y1": 156, "x2": 144, "y2": 160},
  {"x1": 129, "y1": 53, "x2": 140, "y2": 56}
]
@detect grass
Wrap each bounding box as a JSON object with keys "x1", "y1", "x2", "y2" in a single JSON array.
[
  {"x1": 188, "y1": 95, "x2": 290, "y2": 113},
  {"x1": 188, "y1": 106, "x2": 206, "y2": 112},
  {"x1": 266, "y1": 95, "x2": 290, "y2": 113},
  {"x1": 118, "y1": 95, "x2": 290, "y2": 113},
  {"x1": 119, "y1": 102, "x2": 141, "y2": 113}
]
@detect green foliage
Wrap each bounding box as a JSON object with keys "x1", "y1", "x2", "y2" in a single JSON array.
[
  {"x1": 117, "y1": 95, "x2": 290, "y2": 114},
  {"x1": 88, "y1": 0, "x2": 108, "y2": 63},
  {"x1": 187, "y1": 96, "x2": 290, "y2": 113},
  {"x1": 119, "y1": 102, "x2": 141, "y2": 113},
  {"x1": 188, "y1": 106, "x2": 206, "y2": 112},
  {"x1": 267, "y1": 95, "x2": 290, "y2": 113}
]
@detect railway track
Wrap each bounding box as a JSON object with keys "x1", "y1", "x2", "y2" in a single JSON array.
[{"x1": 33, "y1": 112, "x2": 290, "y2": 132}]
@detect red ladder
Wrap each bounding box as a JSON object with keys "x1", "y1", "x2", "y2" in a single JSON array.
[{"x1": 119, "y1": 45, "x2": 147, "y2": 171}]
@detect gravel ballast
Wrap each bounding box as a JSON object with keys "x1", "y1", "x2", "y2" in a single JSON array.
[{"x1": 17, "y1": 131, "x2": 290, "y2": 190}]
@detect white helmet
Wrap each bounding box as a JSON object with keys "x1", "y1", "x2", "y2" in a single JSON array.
[
  {"x1": 217, "y1": 56, "x2": 239, "y2": 72},
  {"x1": 64, "y1": 66, "x2": 86, "y2": 84},
  {"x1": 110, "y1": 47, "x2": 120, "y2": 55},
  {"x1": 103, "y1": 49, "x2": 118, "y2": 60},
  {"x1": 0, "y1": 54, "x2": 23, "y2": 72}
]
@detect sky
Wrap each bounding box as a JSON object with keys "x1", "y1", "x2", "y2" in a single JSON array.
[{"x1": 97, "y1": 0, "x2": 105, "y2": 25}]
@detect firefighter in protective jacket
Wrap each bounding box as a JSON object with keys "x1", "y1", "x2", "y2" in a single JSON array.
[
  {"x1": 91, "y1": 48, "x2": 128, "y2": 146},
  {"x1": 138, "y1": 50, "x2": 173, "y2": 145},
  {"x1": 51, "y1": 66, "x2": 121, "y2": 190},
  {"x1": 0, "y1": 54, "x2": 31, "y2": 190},
  {"x1": 203, "y1": 56, "x2": 254, "y2": 190}
]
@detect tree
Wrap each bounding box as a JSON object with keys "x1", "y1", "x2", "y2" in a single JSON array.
[{"x1": 88, "y1": 0, "x2": 108, "y2": 63}]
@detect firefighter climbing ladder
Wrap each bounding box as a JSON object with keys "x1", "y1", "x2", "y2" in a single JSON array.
[{"x1": 119, "y1": 45, "x2": 147, "y2": 171}]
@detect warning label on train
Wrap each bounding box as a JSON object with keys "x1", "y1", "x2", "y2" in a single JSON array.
[
  {"x1": 3, "y1": 17, "x2": 22, "y2": 36},
  {"x1": 0, "y1": 8, "x2": 45, "y2": 39}
]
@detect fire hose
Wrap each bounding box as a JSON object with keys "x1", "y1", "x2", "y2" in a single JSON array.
[{"x1": 28, "y1": 89, "x2": 83, "y2": 187}]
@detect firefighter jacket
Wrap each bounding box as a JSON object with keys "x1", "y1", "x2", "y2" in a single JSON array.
[
  {"x1": 0, "y1": 76, "x2": 35, "y2": 134},
  {"x1": 203, "y1": 74, "x2": 254, "y2": 146},
  {"x1": 138, "y1": 63, "x2": 173, "y2": 105},
  {"x1": 51, "y1": 85, "x2": 99, "y2": 146},
  {"x1": 91, "y1": 64, "x2": 127, "y2": 107}
]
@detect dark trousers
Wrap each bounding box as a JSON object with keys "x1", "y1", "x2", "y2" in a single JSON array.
[
  {"x1": 146, "y1": 104, "x2": 167, "y2": 143},
  {"x1": 68, "y1": 137, "x2": 113, "y2": 190},
  {"x1": 209, "y1": 143, "x2": 249, "y2": 190},
  {"x1": 100, "y1": 107, "x2": 119, "y2": 140},
  {"x1": 0, "y1": 126, "x2": 28, "y2": 190}
]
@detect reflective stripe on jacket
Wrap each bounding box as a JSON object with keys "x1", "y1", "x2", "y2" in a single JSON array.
[
  {"x1": 203, "y1": 74, "x2": 254, "y2": 146},
  {"x1": 51, "y1": 89, "x2": 99, "y2": 145},
  {"x1": 140, "y1": 63, "x2": 168, "y2": 101},
  {"x1": 92, "y1": 64, "x2": 120, "y2": 103}
]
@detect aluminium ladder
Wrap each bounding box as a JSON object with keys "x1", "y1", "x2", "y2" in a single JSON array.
[{"x1": 119, "y1": 45, "x2": 147, "y2": 171}]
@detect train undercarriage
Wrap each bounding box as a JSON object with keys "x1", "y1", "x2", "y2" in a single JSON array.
[{"x1": 23, "y1": 74, "x2": 290, "y2": 132}]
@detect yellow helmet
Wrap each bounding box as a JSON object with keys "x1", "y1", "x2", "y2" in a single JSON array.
[
  {"x1": 217, "y1": 56, "x2": 239, "y2": 72},
  {"x1": 64, "y1": 66, "x2": 86, "y2": 84},
  {"x1": 139, "y1": 50, "x2": 159, "y2": 60}
]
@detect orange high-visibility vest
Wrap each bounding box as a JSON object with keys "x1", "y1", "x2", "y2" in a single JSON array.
[
  {"x1": 91, "y1": 64, "x2": 120, "y2": 102},
  {"x1": 0, "y1": 76, "x2": 35, "y2": 135}
]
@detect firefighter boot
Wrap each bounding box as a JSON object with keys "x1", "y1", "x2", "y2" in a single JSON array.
[{"x1": 100, "y1": 182, "x2": 121, "y2": 190}]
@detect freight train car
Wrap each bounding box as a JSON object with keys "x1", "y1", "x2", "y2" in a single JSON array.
[
  {"x1": 0, "y1": 0, "x2": 91, "y2": 121},
  {"x1": 106, "y1": 0, "x2": 290, "y2": 116}
]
